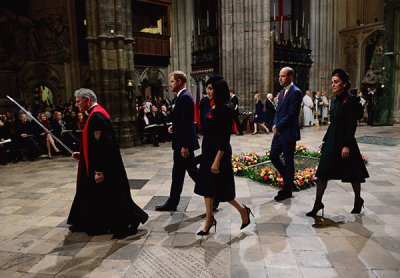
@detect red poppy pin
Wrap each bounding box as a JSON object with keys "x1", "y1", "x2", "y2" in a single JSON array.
[{"x1": 342, "y1": 97, "x2": 348, "y2": 104}]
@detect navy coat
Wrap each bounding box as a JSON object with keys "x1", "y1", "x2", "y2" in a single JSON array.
[
  {"x1": 171, "y1": 89, "x2": 200, "y2": 151},
  {"x1": 274, "y1": 84, "x2": 303, "y2": 142}
]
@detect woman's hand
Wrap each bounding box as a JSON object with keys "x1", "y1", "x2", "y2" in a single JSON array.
[
  {"x1": 341, "y1": 147, "x2": 350, "y2": 159},
  {"x1": 211, "y1": 161, "x2": 220, "y2": 174}
]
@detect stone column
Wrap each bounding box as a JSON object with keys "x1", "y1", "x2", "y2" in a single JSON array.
[
  {"x1": 85, "y1": 0, "x2": 137, "y2": 147},
  {"x1": 309, "y1": 0, "x2": 339, "y2": 96},
  {"x1": 220, "y1": 0, "x2": 271, "y2": 112},
  {"x1": 169, "y1": 0, "x2": 193, "y2": 89}
]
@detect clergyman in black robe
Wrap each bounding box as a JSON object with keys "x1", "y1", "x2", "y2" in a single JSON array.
[{"x1": 67, "y1": 88, "x2": 148, "y2": 238}]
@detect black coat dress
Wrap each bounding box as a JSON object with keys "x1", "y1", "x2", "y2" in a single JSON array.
[
  {"x1": 316, "y1": 92, "x2": 369, "y2": 183},
  {"x1": 195, "y1": 104, "x2": 235, "y2": 202},
  {"x1": 67, "y1": 105, "x2": 148, "y2": 235}
]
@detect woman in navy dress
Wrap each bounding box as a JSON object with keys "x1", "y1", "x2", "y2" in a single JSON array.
[
  {"x1": 194, "y1": 79, "x2": 253, "y2": 236},
  {"x1": 306, "y1": 69, "x2": 369, "y2": 217},
  {"x1": 253, "y1": 93, "x2": 269, "y2": 135}
]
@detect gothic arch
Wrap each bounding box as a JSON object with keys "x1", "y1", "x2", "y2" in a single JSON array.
[
  {"x1": 343, "y1": 34, "x2": 359, "y2": 88},
  {"x1": 138, "y1": 66, "x2": 168, "y2": 99},
  {"x1": 360, "y1": 29, "x2": 385, "y2": 88},
  {"x1": 18, "y1": 63, "x2": 64, "y2": 106}
]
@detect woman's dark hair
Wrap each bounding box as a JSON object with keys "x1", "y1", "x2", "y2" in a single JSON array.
[
  {"x1": 332, "y1": 68, "x2": 351, "y2": 91},
  {"x1": 205, "y1": 75, "x2": 224, "y2": 87},
  {"x1": 213, "y1": 79, "x2": 230, "y2": 108}
]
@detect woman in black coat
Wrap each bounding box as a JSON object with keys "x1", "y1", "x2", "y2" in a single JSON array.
[
  {"x1": 194, "y1": 79, "x2": 253, "y2": 235},
  {"x1": 307, "y1": 69, "x2": 369, "y2": 217}
]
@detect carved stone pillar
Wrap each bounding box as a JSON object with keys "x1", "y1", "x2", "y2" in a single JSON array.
[
  {"x1": 220, "y1": 1, "x2": 271, "y2": 112},
  {"x1": 309, "y1": 0, "x2": 339, "y2": 96},
  {"x1": 170, "y1": 0, "x2": 193, "y2": 88},
  {"x1": 85, "y1": 0, "x2": 137, "y2": 147}
]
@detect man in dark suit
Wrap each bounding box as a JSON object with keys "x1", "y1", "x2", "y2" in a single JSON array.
[
  {"x1": 270, "y1": 67, "x2": 303, "y2": 201},
  {"x1": 230, "y1": 90, "x2": 244, "y2": 135},
  {"x1": 156, "y1": 71, "x2": 199, "y2": 211}
]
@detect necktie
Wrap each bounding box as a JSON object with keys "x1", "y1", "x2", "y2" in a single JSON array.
[{"x1": 282, "y1": 90, "x2": 288, "y2": 102}]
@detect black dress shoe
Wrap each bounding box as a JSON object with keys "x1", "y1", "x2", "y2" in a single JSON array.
[
  {"x1": 274, "y1": 191, "x2": 292, "y2": 201},
  {"x1": 155, "y1": 203, "x2": 177, "y2": 211},
  {"x1": 68, "y1": 225, "x2": 85, "y2": 233},
  {"x1": 113, "y1": 223, "x2": 139, "y2": 239}
]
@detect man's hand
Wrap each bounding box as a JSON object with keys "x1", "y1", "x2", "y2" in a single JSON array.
[
  {"x1": 72, "y1": 152, "x2": 80, "y2": 160},
  {"x1": 168, "y1": 126, "x2": 173, "y2": 134},
  {"x1": 272, "y1": 125, "x2": 280, "y2": 136},
  {"x1": 180, "y1": 147, "x2": 189, "y2": 158},
  {"x1": 94, "y1": 171, "x2": 104, "y2": 183},
  {"x1": 341, "y1": 147, "x2": 350, "y2": 159}
]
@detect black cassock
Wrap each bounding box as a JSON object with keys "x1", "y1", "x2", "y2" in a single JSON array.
[{"x1": 67, "y1": 105, "x2": 148, "y2": 237}]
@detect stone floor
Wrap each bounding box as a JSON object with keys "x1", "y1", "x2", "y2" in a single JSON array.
[{"x1": 0, "y1": 124, "x2": 399, "y2": 278}]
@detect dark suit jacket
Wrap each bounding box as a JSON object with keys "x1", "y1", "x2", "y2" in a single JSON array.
[
  {"x1": 171, "y1": 89, "x2": 200, "y2": 151},
  {"x1": 230, "y1": 95, "x2": 240, "y2": 115},
  {"x1": 274, "y1": 84, "x2": 303, "y2": 142}
]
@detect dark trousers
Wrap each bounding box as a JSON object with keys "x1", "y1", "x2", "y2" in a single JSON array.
[
  {"x1": 233, "y1": 113, "x2": 243, "y2": 134},
  {"x1": 168, "y1": 149, "x2": 198, "y2": 206},
  {"x1": 270, "y1": 136, "x2": 296, "y2": 193}
]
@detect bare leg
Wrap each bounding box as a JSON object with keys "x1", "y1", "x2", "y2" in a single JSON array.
[
  {"x1": 253, "y1": 123, "x2": 257, "y2": 134},
  {"x1": 46, "y1": 134, "x2": 60, "y2": 153},
  {"x1": 45, "y1": 138, "x2": 52, "y2": 157},
  {"x1": 260, "y1": 123, "x2": 269, "y2": 133},
  {"x1": 228, "y1": 200, "x2": 249, "y2": 224}
]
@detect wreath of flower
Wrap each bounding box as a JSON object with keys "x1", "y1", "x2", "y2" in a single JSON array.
[{"x1": 232, "y1": 144, "x2": 368, "y2": 191}]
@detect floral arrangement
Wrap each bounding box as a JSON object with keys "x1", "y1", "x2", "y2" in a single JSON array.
[
  {"x1": 294, "y1": 144, "x2": 321, "y2": 158},
  {"x1": 232, "y1": 144, "x2": 367, "y2": 191},
  {"x1": 232, "y1": 152, "x2": 260, "y2": 176}
]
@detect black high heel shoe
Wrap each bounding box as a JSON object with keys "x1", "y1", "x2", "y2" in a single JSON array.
[
  {"x1": 197, "y1": 217, "x2": 217, "y2": 236},
  {"x1": 351, "y1": 197, "x2": 364, "y2": 214},
  {"x1": 306, "y1": 202, "x2": 325, "y2": 217},
  {"x1": 240, "y1": 204, "x2": 254, "y2": 230}
]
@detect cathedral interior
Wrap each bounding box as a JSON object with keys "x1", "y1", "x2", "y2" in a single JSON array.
[
  {"x1": 0, "y1": 1, "x2": 400, "y2": 277},
  {"x1": 0, "y1": 0, "x2": 399, "y2": 147}
]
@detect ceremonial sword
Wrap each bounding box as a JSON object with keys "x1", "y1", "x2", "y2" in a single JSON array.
[{"x1": 6, "y1": 95, "x2": 74, "y2": 155}]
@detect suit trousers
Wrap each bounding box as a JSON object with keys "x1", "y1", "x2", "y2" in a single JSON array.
[
  {"x1": 270, "y1": 136, "x2": 296, "y2": 193},
  {"x1": 169, "y1": 149, "x2": 198, "y2": 205},
  {"x1": 233, "y1": 113, "x2": 243, "y2": 134}
]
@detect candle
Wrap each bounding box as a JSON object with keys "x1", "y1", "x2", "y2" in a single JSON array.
[
  {"x1": 315, "y1": 99, "x2": 318, "y2": 111},
  {"x1": 280, "y1": 16, "x2": 283, "y2": 33},
  {"x1": 296, "y1": 20, "x2": 298, "y2": 37},
  {"x1": 302, "y1": 11, "x2": 305, "y2": 28},
  {"x1": 198, "y1": 19, "x2": 200, "y2": 36},
  {"x1": 206, "y1": 10, "x2": 209, "y2": 27},
  {"x1": 273, "y1": 2, "x2": 276, "y2": 20}
]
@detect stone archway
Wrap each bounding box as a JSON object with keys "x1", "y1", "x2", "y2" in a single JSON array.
[
  {"x1": 138, "y1": 66, "x2": 168, "y2": 101},
  {"x1": 361, "y1": 30, "x2": 385, "y2": 89},
  {"x1": 18, "y1": 62, "x2": 64, "y2": 108},
  {"x1": 344, "y1": 34, "x2": 359, "y2": 88}
]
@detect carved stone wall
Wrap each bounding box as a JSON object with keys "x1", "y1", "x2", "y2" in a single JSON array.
[
  {"x1": 220, "y1": 0, "x2": 272, "y2": 112},
  {"x1": 85, "y1": 0, "x2": 137, "y2": 147}
]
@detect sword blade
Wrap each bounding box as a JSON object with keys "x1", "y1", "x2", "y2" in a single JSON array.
[{"x1": 6, "y1": 95, "x2": 74, "y2": 155}]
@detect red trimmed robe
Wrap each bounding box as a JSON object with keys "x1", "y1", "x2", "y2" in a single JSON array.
[{"x1": 67, "y1": 105, "x2": 148, "y2": 237}]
